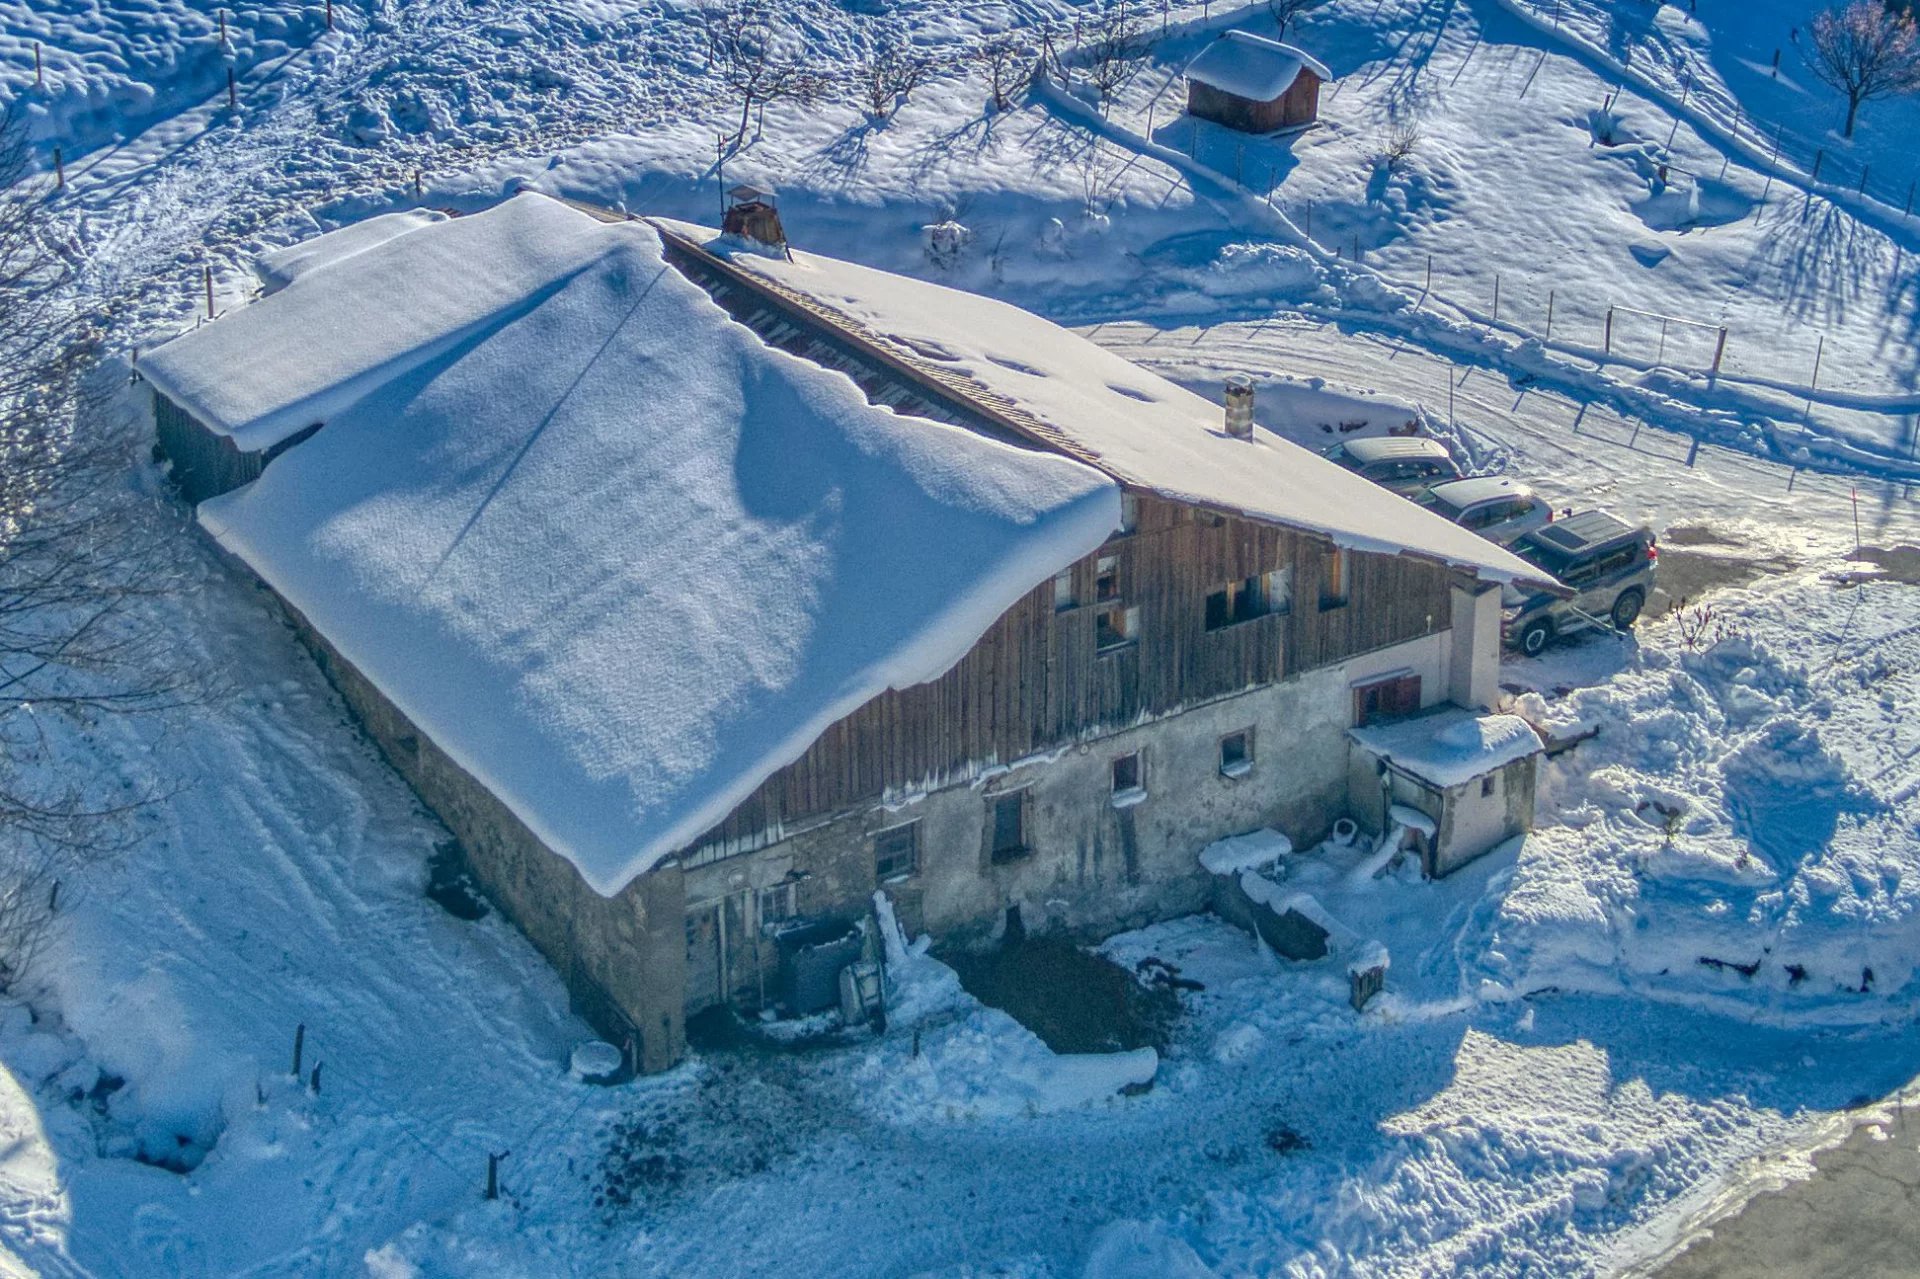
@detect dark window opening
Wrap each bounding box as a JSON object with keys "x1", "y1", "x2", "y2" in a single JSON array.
[
  {"x1": 1111, "y1": 752, "x2": 1143, "y2": 796},
  {"x1": 1353, "y1": 673, "x2": 1422, "y2": 727},
  {"x1": 1220, "y1": 729, "x2": 1253, "y2": 777},
  {"x1": 1205, "y1": 569, "x2": 1292, "y2": 631},
  {"x1": 1480, "y1": 774, "x2": 1497, "y2": 799},
  {"x1": 1095, "y1": 604, "x2": 1140, "y2": 653},
  {"x1": 1320, "y1": 548, "x2": 1350, "y2": 611},
  {"x1": 1095, "y1": 554, "x2": 1120, "y2": 602},
  {"x1": 875, "y1": 822, "x2": 919, "y2": 880},
  {"x1": 991, "y1": 793, "x2": 1028, "y2": 863}
]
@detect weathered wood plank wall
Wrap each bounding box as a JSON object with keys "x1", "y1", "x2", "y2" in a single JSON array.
[{"x1": 687, "y1": 494, "x2": 1456, "y2": 860}]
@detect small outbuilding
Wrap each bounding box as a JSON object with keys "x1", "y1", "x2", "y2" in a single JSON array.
[
  {"x1": 1348, "y1": 708, "x2": 1544, "y2": 877},
  {"x1": 1184, "y1": 31, "x2": 1331, "y2": 135}
]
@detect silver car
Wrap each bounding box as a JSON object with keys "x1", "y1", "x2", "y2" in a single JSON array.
[
  {"x1": 1322, "y1": 437, "x2": 1463, "y2": 496},
  {"x1": 1502, "y1": 511, "x2": 1658, "y2": 657},
  {"x1": 1415, "y1": 476, "x2": 1554, "y2": 546}
]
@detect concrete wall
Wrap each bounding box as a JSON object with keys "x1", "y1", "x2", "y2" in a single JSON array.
[
  {"x1": 280, "y1": 601, "x2": 690, "y2": 1074},
  {"x1": 1431, "y1": 755, "x2": 1538, "y2": 877}
]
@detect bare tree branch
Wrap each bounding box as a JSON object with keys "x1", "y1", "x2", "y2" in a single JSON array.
[
  {"x1": 696, "y1": 0, "x2": 831, "y2": 145},
  {"x1": 1806, "y1": 0, "x2": 1920, "y2": 137}
]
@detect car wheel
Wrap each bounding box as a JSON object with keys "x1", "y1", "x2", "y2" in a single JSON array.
[
  {"x1": 1519, "y1": 618, "x2": 1553, "y2": 657},
  {"x1": 1611, "y1": 588, "x2": 1645, "y2": 630}
]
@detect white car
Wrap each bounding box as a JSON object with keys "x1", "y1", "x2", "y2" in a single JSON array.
[{"x1": 1415, "y1": 476, "x2": 1554, "y2": 546}]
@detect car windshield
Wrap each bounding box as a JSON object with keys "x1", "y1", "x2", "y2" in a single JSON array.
[{"x1": 1413, "y1": 489, "x2": 1449, "y2": 510}]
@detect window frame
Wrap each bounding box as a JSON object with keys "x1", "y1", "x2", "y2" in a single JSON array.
[
  {"x1": 1095, "y1": 603, "x2": 1140, "y2": 654},
  {"x1": 1110, "y1": 751, "x2": 1145, "y2": 805},
  {"x1": 874, "y1": 821, "x2": 920, "y2": 882},
  {"x1": 1219, "y1": 728, "x2": 1255, "y2": 778},
  {"x1": 989, "y1": 791, "x2": 1030, "y2": 864},
  {"x1": 1352, "y1": 672, "x2": 1422, "y2": 727},
  {"x1": 1052, "y1": 567, "x2": 1077, "y2": 613}
]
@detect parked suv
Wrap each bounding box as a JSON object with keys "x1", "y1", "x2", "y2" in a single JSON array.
[
  {"x1": 1502, "y1": 511, "x2": 1658, "y2": 657},
  {"x1": 1323, "y1": 437, "x2": 1463, "y2": 496},
  {"x1": 1414, "y1": 476, "x2": 1554, "y2": 546}
]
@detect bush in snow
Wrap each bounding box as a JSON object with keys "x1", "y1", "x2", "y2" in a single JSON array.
[
  {"x1": 857, "y1": 29, "x2": 935, "y2": 123},
  {"x1": 973, "y1": 32, "x2": 1041, "y2": 112},
  {"x1": 1081, "y1": 7, "x2": 1156, "y2": 105},
  {"x1": 1376, "y1": 121, "x2": 1421, "y2": 174},
  {"x1": 922, "y1": 220, "x2": 973, "y2": 270},
  {"x1": 695, "y1": 0, "x2": 830, "y2": 143}
]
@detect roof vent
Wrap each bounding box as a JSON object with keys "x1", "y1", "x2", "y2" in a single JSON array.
[
  {"x1": 1224, "y1": 375, "x2": 1255, "y2": 441},
  {"x1": 722, "y1": 184, "x2": 787, "y2": 251}
]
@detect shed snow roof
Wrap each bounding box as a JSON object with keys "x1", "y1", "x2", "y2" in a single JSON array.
[
  {"x1": 1349, "y1": 708, "x2": 1545, "y2": 789},
  {"x1": 655, "y1": 220, "x2": 1553, "y2": 590},
  {"x1": 168, "y1": 194, "x2": 1120, "y2": 895},
  {"x1": 1184, "y1": 32, "x2": 1332, "y2": 102}
]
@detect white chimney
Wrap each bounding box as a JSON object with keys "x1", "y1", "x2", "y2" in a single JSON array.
[{"x1": 1224, "y1": 375, "x2": 1255, "y2": 440}]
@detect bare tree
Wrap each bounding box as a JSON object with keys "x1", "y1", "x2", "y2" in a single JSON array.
[
  {"x1": 1082, "y1": 6, "x2": 1157, "y2": 104},
  {"x1": 973, "y1": 32, "x2": 1040, "y2": 112},
  {"x1": 0, "y1": 108, "x2": 184, "y2": 991},
  {"x1": 1806, "y1": 0, "x2": 1920, "y2": 137},
  {"x1": 1266, "y1": 0, "x2": 1320, "y2": 39},
  {"x1": 858, "y1": 32, "x2": 935, "y2": 123},
  {"x1": 697, "y1": 0, "x2": 830, "y2": 144}
]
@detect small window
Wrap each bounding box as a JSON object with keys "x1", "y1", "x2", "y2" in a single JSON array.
[
  {"x1": 1053, "y1": 568, "x2": 1076, "y2": 612},
  {"x1": 1353, "y1": 673, "x2": 1421, "y2": 727},
  {"x1": 990, "y1": 792, "x2": 1028, "y2": 863},
  {"x1": 1205, "y1": 568, "x2": 1293, "y2": 631},
  {"x1": 1118, "y1": 492, "x2": 1139, "y2": 534},
  {"x1": 1219, "y1": 729, "x2": 1253, "y2": 777},
  {"x1": 874, "y1": 822, "x2": 919, "y2": 881},
  {"x1": 1111, "y1": 751, "x2": 1143, "y2": 797},
  {"x1": 1095, "y1": 554, "x2": 1120, "y2": 602},
  {"x1": 1320, "y1": 547, "x2": 1349, "y2": 610},
  {"x1": 1095, "y1": 604, "x2": 1139, "y2": 653},
  {"x1": 1480, "y1": 774, "x2": 1497, "y2": 798},
  {"x1": 757, "y1": 883, "x2": 798, "y2": 928}
]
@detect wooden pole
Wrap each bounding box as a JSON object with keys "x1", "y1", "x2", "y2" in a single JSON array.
[
  {"x1": 1711, "y1": 326, "x2": 1727, "y2": 374},
  {"x1": 1656, "y1": 316, "x2": 1669, "y2": 365},
  {"x1": 52, "y1": 147, "x2": 63, "y2": 190},
  {"x1": 219, "y1": 8, "x2": 227, "y2": 43},
  {"x1": 1811, "y1": 149, "x2": 1824, "y2": 184},
  {"x1": 227, "y1": 67, "x2": 237, "y2": 111},
  {"x1": 1492, "y1": 273, "x2": 1500, "y2": 325},
  {"x1": 33, "y1": 42, "x2": 42, "y2": 88},
  {"x1": 308, "y1": 1062, "x2": 322, "y2": 1094},
  {"x1": 485, "y1": 1151, "x2": 506, "y2": 1200},
  {"x1": 1545, "y1": 290, "x2": 1555, "y2": 341},
  {"x1": 1424, "y1": 253, "x2": 1432, "y2": 296},
  {"x1": 326, "y1": 0, "x2": 333, "y2": 29},
  {"x1": 1604, "y1": 307, "x2": 1613, "y2": 354},
  {"x1": 1859, "y1": 165, "x2": 1870, "y2": 195},
  {"x1": 291, "y1": 1023, "x2": 305, "y2": 1077},
  {"x1": 1906, "y1": 180, "x2": 1916, "y2": 217},
  {"x1": 204, "y1": 266, "x2": 214, "y2": 320},
  {"x1": 413, "y1": 168, "x2": 422, "y2": 197},
  {"x1": 1809, "y1": 333, "x2": 1824, "y2": 393}
]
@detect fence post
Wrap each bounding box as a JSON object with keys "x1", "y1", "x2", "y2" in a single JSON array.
[
  {"x1": 413, "y1": 168, "x2": 423, "y2": 197},
  {"x1": 219, "y1": 7, "x2": 227, "y2": 43},
  {"x1": 1604, "y1": 307, "x2": 1613, "y2": 354},
  {"x1": 1860, "y1": 165, "x2": 1870, "y2": 196},
  {"x1": 1809, "y1": 333, "x2": 1824, "y2": 393},
  {"x1": 34, "y1": 41, "x2": 43, "y2": 88},
  {"x1": 1146, "y1": 101, "x2": 1154, "y2": 137},
  {"x1": 52, "y1": 147, "x2": 63, "y2": 190},
  {"x1": 1711, "y1": 326, "x2": 1728, "y2": 375},
  {"x1": 1810, "y1": 149, "x2": 1824, "y2": 184},
  {"x1": 1760, "y1": 123, "x2": 1783, "y2": 203},
  {"x1": 326, "y1": 0, "x2": 333, "y2": 29},
  {"x1": 1545, "y1": 290, "x2": 1555, "y2": 342},
  {"x1": 1424, "y1": 253, "x2": 1432, "y2": 296},
  {"x1": 1907, "y1": 180, "x2": 1916, "y2": 217},
  {"x1": 204, "y1": 265, "x2": 215, "y2": 320},
  {"x1": 1492, "y1": 273, "x2": 1500, "y2": 325},
  {"x1": 227, "y1": 67, "x2": 237, "y2": 111},
  {"x1": 291, "y1": 1023, "x2": 305, "y2": 1078},
  {"x1": 1656, "y1": 316, "x2": 1669, "y2": 365}
]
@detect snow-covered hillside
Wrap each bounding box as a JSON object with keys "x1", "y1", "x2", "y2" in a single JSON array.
[{"x1": 6, "y1": 0, "x2": 1920, "y2": 1273}]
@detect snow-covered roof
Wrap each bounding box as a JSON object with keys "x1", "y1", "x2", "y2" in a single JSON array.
[
  {"x1": 656, "y1": 220, "x2": 1553, "y2": 590},
  {"x1": 254, "y1": 209, "x2": 449, "y2": 294},
  {"x1": 144, "y1": 196, "x2": 617, "y2": 451},
  {"x1": 1349, "y1": 708, "x2": 1545, "y2": 789},
  {"x1": 1184, "y1": 32, "x2": 1332, "y2": 102},
  {"x1": 169, "y1": 194, "x2": 1120, "y2": 895}
]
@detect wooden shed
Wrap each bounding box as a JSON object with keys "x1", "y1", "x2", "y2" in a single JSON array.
[{"x1": 1184, "y1": 31, "x2": 1331, "y2": 134}]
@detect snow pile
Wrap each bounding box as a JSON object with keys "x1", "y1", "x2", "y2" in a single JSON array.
[
  {"x1": 188, "y1": 195, "x2": 1120, "y2": 894},
  {"x1": 1182, "y1": 31, "x2": 1331, "y2": 102},
  {"x1": 1478, "y1": 571, "x2": 1920, "y2": 1021},
  {"x1": 1082, "y1": 1219, "x2": 1217, "y2": 1278},
  {"x1": 660, "y1": 220, "x2": 1556, "y2": 590},
  {"x1": 856, "y1": 895, "x2": 1158, "y2": 1121},
  {"x1": 1351, "y1": 709, "x2": 1546, "y2": 788},
  {"x1": 1198, "y1": 828, "x2": 1293, "y2": 876}
]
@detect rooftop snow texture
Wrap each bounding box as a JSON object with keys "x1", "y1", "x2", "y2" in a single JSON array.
[
  {"x1": 1183, "y1": 32, "x2": 1332, "y2": 102},
  {"x1": 186, "y1": 194, "x2": 1121, "y2": 895},
  {"x1": 658, "y1": 221, "x2": 1553, "y2": 590},
  {"x1": 255, "y1": 209, "x2": 449, "y2": 293},
  {"x1": 1349, "y1": 708, "x2": 1545, "y2": 789},
  {"x1": 143, "y1": 197, "x2": 613, "y2": 451}
]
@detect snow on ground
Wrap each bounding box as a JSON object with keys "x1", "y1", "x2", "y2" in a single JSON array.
[{"x1": 8, "y1": 0, "x2": 1920, "y2": 1272}]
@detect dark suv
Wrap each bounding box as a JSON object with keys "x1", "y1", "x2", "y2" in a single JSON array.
[{"x1": 1502, "y1": 511, "x2": 1658, "y2": 656}]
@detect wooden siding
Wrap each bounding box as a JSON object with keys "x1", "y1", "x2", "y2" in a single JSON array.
[
  {"x1": 1186, "y1": 70, "x2": 1322, "y2": 134},
  {"x1": 154, "y1": 391, "x2": 263, "y2": 504},
  {"x1": 687, "y1": 493, "x2": 1456, "y2": 859}
]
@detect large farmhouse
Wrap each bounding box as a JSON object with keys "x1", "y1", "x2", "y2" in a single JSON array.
[{"x1": 143, "y1": 193, "x2": 1555, "y2": 1073}]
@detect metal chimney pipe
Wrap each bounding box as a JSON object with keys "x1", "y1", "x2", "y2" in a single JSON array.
[{"x1": 1224, "y1": 375, "x2": 1255, "y2": 440}]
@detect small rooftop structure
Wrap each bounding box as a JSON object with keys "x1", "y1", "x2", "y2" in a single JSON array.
[
  {"x1": 722, "y1": 183, "x2": 787, "y2": 251},
  {"x1": 1184, "y1": 32, "x2": 1332, "y2": 134},
  {"x1": 1348, "y1": 707, "x2": 1545, "y2": 876}
]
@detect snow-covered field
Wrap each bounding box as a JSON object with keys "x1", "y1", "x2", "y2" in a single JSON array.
[{"x1": 8, "y1": 0, "x2": 1920, "y2": 1272}]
